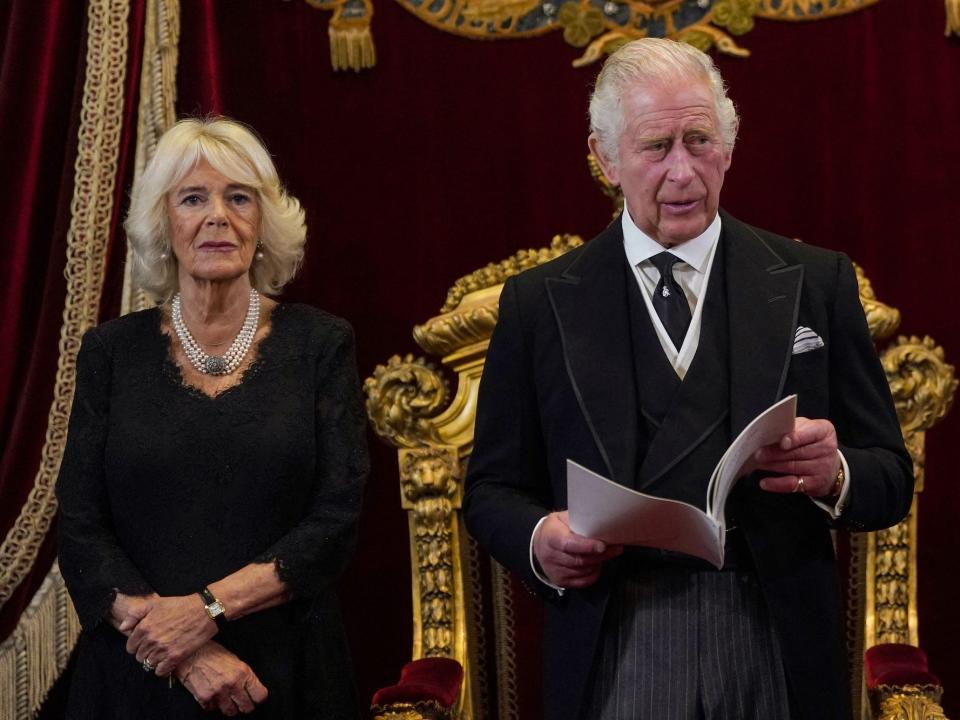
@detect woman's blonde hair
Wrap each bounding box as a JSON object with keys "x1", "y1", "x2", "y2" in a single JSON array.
[{"x1": 125, "y1": 117, "x2": 306, "y2": 301}]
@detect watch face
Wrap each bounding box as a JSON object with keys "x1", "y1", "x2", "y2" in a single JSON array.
[{"x1": 207, "y1": 600, "x2": 225, "y2": 618}]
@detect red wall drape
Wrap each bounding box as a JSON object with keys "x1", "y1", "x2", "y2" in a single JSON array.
[
  {"x1": 0, "y1": 0, "x2": 146, "y2": 644},
  {"x1": 167, "y1": 0, "x2": 960, "y2": 712}
]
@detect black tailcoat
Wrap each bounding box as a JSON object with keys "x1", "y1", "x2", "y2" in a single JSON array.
[{"x1": 463, "y1": 211, "x2": 913, "y2": 720}]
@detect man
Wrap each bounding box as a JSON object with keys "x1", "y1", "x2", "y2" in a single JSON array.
[{"x1": 463, "y1": 39, "x2": 912, "y2": 720}]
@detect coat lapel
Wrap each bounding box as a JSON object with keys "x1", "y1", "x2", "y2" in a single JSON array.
[
  {"x1": 722, "y1": 210, "x2": 804, "y2": 436},
  {"x1": 545, "y1": 221, "x2": 639, "y2": 487}
]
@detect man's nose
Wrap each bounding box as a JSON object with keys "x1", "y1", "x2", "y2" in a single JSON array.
[{"x1": 665, "y1": 147, "x2": 695, "y2": 184}]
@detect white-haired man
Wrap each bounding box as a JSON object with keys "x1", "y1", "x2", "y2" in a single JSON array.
[{"x1": 464, "y1": 38, "x2": 912, "y2": 720}]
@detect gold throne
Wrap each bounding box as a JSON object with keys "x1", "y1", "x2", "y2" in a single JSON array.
[{"x1": 364, "y1": 171, "x2": 957, "y2": 720}]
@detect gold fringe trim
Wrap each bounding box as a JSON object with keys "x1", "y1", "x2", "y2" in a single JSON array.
[
  {"x1": 0, "y1": 0, "x2": 130, "y2": 610},
  {"x1": 122, "y1": 0, "x2": 180, "y2": 315},
  {"x1": 0, "y1": 564, "x2": 81, "y2": 719},
  {"x1": 947, "y1": 0, "x2": 960, "y2": 36},
  {"x1": 329, "y1": 22, "x2": 376, "y2": 71}
]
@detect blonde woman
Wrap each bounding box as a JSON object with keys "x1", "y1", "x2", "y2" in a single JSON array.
[{"x1": 56, "y1": 117, "x2": 369, "y2": 718}]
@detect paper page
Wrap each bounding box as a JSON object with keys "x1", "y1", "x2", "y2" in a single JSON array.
[
  {"x1": 567, "y1": 460, "x2": 724, "y2": 569},
  {"x1": 707, "y1": 394, "x2": 797, "y2": 520}
]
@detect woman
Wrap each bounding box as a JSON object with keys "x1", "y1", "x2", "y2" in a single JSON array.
[{"x1": 56, "y1": 117, "x2": 369, "y2": 718}]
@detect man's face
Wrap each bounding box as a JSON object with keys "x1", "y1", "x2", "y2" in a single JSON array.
[{"x1": 590, "y1": 79, "x2": 732, "y2": 248}]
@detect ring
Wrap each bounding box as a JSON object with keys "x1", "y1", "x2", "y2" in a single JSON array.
[
  {"x1": 142, "y1": 659, "x2": 155, "y2": 672},
  {"x1": 795, "y1": 476, "x2": 805, "y2": 494}
]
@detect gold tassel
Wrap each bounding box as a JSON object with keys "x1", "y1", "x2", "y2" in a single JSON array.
[
  {"x1": 947, "y1": 0, "x2": 960, "y2": 36},
  {"x1": 328, "y1": 21, "x2": 376, "y2": 71}
]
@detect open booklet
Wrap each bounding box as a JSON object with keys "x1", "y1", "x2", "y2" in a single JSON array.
[{"x1": 567, "y1": 394, "x2": 797, "y2": 569}]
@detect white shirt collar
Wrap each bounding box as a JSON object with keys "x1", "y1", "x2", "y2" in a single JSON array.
[{"x1": 620, "y1": 205, "x2": 721, "y2": 273}]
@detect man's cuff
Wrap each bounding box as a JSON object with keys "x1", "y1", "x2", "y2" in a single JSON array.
[
  {"x1": 529, "y1": 516, "x2": 565, "y2": 596},
  {"x1": 812, "y1": 450, "x2": 851, "y2": 519}
]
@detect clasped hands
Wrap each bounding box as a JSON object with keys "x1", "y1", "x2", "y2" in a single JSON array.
[
  {"x1": 533, "y1": 417, "x2": 842, "y2": 589},
  {"x1": 111, "y1": 593, "x2": 268, "y2": 715}
]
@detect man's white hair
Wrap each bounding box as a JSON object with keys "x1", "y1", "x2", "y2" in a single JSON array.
[
  {"x1": 125, "y1": 117, "x2": 306, "y2": 301},
  {"x1": 589, "y1": 38, "x2": 739, "y2": 165}
]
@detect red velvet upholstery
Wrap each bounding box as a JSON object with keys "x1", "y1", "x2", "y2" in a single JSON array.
[
  {"x1": 370, "y1": 657, "x2": 464, "y2": 708},
  {"x1": 865, "y1": 644, "x2": 941, "y2": 689}
]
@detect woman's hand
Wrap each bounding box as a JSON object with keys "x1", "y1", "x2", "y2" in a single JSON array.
[
  {"x1": 126, "y1": 594, "x2": 218, "y2": 676},
  {"x1": 109, "y1": 592, "x2": 156, "y2": 634},
  {"x1": 177, "y1": 641, "x2": 269, "y2": 716}
]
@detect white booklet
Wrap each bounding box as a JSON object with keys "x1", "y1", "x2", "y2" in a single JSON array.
[{"x1": 567, "y1": 394, "x2": 797, "y2": 568}]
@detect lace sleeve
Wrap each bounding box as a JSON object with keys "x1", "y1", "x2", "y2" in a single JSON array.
[
  {"x1": 256, "y1": 318, "x2": 370, "y2": 598},
  {"x1": 55, "y1": 329, "x2": 153, "y2": 630}
]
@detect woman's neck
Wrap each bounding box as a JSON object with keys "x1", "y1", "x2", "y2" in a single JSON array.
[{"x1": 176, "y1": 276, "x2": 254, "y2": 345}]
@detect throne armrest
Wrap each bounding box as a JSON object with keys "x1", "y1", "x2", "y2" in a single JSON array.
[
  {"x1": 865, "y1": 644, "x2": 949, "y2": 719},
  {"x1": 370, "y1": 657, "x2": 464, "y2": 720}
]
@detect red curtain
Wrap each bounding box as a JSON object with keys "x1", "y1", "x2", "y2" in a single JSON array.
[
  {"x1": 0, "y1": 0, "x2": 146, "y2": 644},
  {"x1": 170, "y1": 0, "x2": 960, "y2": 712}
]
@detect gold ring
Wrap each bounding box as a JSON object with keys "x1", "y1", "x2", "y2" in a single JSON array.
[{"x1": 795, "y1": 476, "x2": 805, "y2": 494}]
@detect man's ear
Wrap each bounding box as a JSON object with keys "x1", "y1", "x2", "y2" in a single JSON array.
[{"x1": 588, "y1": 134, "x2": 620, "y2": 187}]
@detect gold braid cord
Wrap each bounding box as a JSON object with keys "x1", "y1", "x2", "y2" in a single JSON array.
[
  {"x1": 122, "y1": 0, "x2": 180, "y2": 315},
  {"x1": 0, "y1": 0, "x2": 130, "y2": 613},
  {"x1": 0, "y1": 1, "x2": 131, "y2": 715}
]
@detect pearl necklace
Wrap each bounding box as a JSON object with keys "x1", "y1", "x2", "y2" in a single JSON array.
[{"x1": 172, "y1": 289, "x2": 260, "y2": 376}]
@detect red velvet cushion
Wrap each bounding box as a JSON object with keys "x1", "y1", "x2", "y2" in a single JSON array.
[
  {"x1": 864, "y1": 643, "x2": 940, "y2": 688},
  {"x1": 370, "y1": 657, "x2": 464, "y2": 708}
]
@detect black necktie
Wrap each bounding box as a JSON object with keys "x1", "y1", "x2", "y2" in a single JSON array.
[{"x1": 649, "y1": 251, "x2": 692, "y2": 350}]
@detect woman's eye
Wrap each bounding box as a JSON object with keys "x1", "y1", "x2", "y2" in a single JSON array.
[
  {"x1": 181, "y1": 194, "x2": 203, "y2": 206},
  {"x1": 230, "y1": 193, "x2": 252, "y2": 205}
]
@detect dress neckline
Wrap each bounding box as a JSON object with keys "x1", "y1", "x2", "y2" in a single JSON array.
[{"x1": 155, "y1": 302, "x2": 286, "y2": 401}]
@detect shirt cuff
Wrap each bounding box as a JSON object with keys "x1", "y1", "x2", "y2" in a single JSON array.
[
  {"x1": 530, "y1": 515, "x2": 566, "y2": 596},
  {"x1": 811, "y1": 450, "x2": 851, "y2": 519}
]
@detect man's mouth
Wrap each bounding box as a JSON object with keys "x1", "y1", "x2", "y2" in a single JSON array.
[{"x1": 661, "y1": 199, "x2": 700, "y2": 213}]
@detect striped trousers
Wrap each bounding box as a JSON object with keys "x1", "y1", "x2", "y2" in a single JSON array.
[{"x1": 582, "y1": 566, "x2": 791, "y2": 720}]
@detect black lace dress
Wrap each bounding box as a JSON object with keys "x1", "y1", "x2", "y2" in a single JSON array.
[{"x1": 55, "y1": 304, "x2": 369, "y2": 719}]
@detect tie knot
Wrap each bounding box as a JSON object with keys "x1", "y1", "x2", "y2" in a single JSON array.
[{"x1": 650, "y1": 251, "x2": 681, "y2": 278}]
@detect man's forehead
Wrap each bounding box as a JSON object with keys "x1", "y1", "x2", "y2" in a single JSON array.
[{"x1": 620, "y1": 80, "x2": 718, "y2": 128}]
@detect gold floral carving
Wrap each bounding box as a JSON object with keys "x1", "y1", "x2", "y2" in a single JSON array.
[
  {"x1": 948, "y1": 0, "x2": 960, "y2": 35},
  {"x1": 439, "y1": 235, "x2": 583, "y2": 313},
  {"x1": 588, "y1": 153, "x2": 624, "y2": 219},
  {"x1": 394, "y1": 0, "x2": 882, "y2": 66},
  {"x1": 874, "y1": 685, "x2": 948, "y2": 720},
  {"x1": 365, "y1": 355, "x2": 449, "y2": 448},
  {"x1": 854, "y1": 263, "x2": 901, "y2": 341},
  {"x1": 414, "y1": 305, "x2": 500, "y2": 359},
  {"x1": 371, "y1": 699, "x2": 454, "y2": 720}
]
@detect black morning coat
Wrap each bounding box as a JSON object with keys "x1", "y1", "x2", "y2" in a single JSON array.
[{"x1": 463, "y1": 210, "x2": 914, "y2": 720}]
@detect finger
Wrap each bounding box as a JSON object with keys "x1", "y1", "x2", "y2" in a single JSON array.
[
  {"x1": 155, "y1": 659, "x2": 175, "y2": 677},
  {"x1": 756, "y1": 459, "x2": 830, "y2": 478},
  {"x1": 246, "y1": 678, "x2": 269, "y2": 704},
  {"x1": 759, "y1": 475, "x2": 803, "y2": 494},
  {"x1": 554, "y1": 535, "x2": 609, "y2": 555},
  {"x1": 780, "y1": 418, "x2": 832, "y2": 450},
  {"x1": 232, "y1": 690, "x2": 255, "y2": 714},
  {"x1": 563, "y1": 569, "x2": 602, "y2": 589},
  {"x1": 217, "y1": 695, "x2": 238, "y2": 716}
]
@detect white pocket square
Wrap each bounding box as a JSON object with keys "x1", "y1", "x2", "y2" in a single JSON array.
[{"x1": 793, "y1": 326, "x2": 824, "y2": 354}]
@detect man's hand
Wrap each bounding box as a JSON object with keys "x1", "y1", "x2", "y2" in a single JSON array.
[
  {"x1": 753, "y1": 417, "x2": 842, "y2": 498},
  {"x1": 125, "y1": 594, "x2": 218, "y2": 676},
  {"x1": 533, "y1": 511, "x2": 623, "y2": 589},
  {"x1": 177, "y1": 641, "x2": 269, "y2": 716}
]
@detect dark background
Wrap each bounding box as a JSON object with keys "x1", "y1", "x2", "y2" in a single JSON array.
[{"x1": 2, "y1": 0, "x2": 958, "y2": 716}]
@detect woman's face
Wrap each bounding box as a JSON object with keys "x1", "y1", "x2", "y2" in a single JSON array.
[{"x1": 167, "y1": 158, "x2": 260, "y2": 286}]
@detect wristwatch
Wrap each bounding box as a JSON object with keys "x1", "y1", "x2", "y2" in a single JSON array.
[{"x1": 198, "y1": 586, "x2": 226, "y2": 628}]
